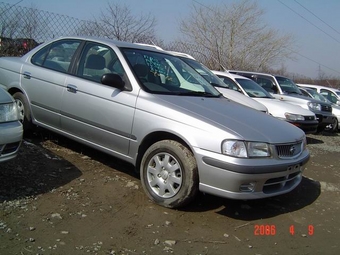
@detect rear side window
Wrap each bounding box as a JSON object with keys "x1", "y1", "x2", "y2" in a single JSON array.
[
  {"x1": 31, "y1": 39, "x2": 81, "y2": 73},
  {"x1": 218, "y1": 76, "x2": 239, "y2": 90},
  {"x1": 256, "y1": 77, "x2": 277, "y2": 93}
]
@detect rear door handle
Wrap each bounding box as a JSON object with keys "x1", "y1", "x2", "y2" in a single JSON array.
[{"x1": 67, "y1": 84, "x2": 78, "y2": 93}]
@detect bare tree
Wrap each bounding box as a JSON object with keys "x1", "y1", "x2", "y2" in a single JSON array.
[
  {"x1": 0, "y1": 7, "x2": 21, "y2": 38},
  {"x1": 20, "y1": 5, "x2": 48, "y2": 42},
  {"x1": 91, "y1": 2, "x2": 157, "y2": 43},
  {"x1": 179, "y1": 0, "x2": 295, "y2": 71}
]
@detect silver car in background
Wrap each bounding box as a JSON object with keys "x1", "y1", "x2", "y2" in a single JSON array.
[
  {"x1": 0, "y1": 86, "x2": 22, "y2": 162},
  {"x1": 0, "y1": 36, "x2": 309, "y2": 208}
]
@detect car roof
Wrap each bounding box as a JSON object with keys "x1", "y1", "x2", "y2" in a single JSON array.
[
  {"x1": 228, "y1": 70, "x2": 293, "y2": 80},
  {"x1": 167, "y1": 51, "x2": 196, "y2": 59},
  {"x1": 228, "y1": 70, "x2": 274, "y2": 77},
  {"x1": 47, "y1": 36, "x2": 167, "y2": 53},
  {"x1": 298, "y1": 84, "x2": 340, "y2": 92},
  {"x1": 212, "y1": 70, "x2": 251, "y2": 80}
]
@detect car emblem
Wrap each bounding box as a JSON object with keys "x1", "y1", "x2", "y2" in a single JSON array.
[{"x1": 289, "y1": 146, "x2": 296, "y2": 155}]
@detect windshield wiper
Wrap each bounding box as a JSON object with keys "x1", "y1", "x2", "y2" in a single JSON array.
[{"x1": 177, "y1": 91, "x2": 221, "y2": 97}]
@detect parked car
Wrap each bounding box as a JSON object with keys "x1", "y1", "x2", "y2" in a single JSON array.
[
  {"x1": 212, "y1": 70, "x2": 318, "y2": 134},
  {"x1": 0, "y1": 36, "x2": 310, "y2": 208},
  {"x1": 164, "y1": 51, "x2": 268, "y2": 113},
  {"x1": 0, "y1": 37, "x2": 38, "y2": 55},
  {"x1": 229, "y1": 70, "x2": 334, "y2": 132},
  {"x1": 0, "y1": 86, "x2": 23, "y2": 162},
  {"x1": 299, "y1": 86, "x2": 339, "y2": 132},
  {"x1": 298, "y1": 84, "x2": 340, "y2": 106},
  {"x1": 0, "y1": 37, "x2": 15, "y2": 54}
]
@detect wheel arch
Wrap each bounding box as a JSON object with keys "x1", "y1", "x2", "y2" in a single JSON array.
[
  {"x1": 135, "y1": 131, "x2": 194, "y2": 174},
  {"x1": 8, "y1": 87, "x2": 23, "y2": 96}
]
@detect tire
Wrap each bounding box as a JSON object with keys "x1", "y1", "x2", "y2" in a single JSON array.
[
  {"x1": 324, "y1": 117, "x2": 338, "y2": 133},
  {"x1": 12, "y1": 92, "x2": 34, "y2": 132},
  {"x1": 140, "y1": 140, "x2": 198, "y2": 208}
]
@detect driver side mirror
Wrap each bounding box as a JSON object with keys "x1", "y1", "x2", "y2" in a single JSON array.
[{"x1": 101, "y1": 73, "x2": 131, "y2": 91}]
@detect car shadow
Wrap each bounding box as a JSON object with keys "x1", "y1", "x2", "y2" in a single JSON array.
[
  {"x1": 0, "y1": 138, "x2": 82, "y2": 203},
  {"x1": 18, "y1": 128, "x2": 321, "y2": 219},
  {"x1": 307, "y1": 131, "x2": 339, "y2": 144},
  {"x1": 183, "y1": 176, "x2": 321, "y2": 219},
  {"x1": 306, "y1": 136, "x2": 324, "y2": 145},
  {"x1": 27, "y1": 127, "x2": 137, "y2": 177}
]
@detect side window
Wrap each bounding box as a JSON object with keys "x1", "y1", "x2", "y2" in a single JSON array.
[
  {"x1": 320, "y1": 89, "x2": 337, "y2": 104},
  {"x1": 219, "y1": 76, "x2": 239, "y2": 91},
  {"x1": 77, "y1": 42, "x2": 127, "y2": 84},
  {"x1": 300, "y1": 89, "x2": 311, "y2": 98},
  {"x1": 256, "y1": 77, "x2": 277, "y2": 93},
  {"x1": 31, "y1": 40, "x2": 80, "y2": 73}
]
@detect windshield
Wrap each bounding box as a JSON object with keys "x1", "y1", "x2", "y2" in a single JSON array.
[
  {"x1": 178, "y1": 57, "x2": 227, "y2": 88},
  {"x1": 121, "y1": 48, "x2": 220, "y2": 97},
  {"x1": 236, "y1": 78, "x2": 273, "y2": 98},
  {"x1": 305, "y1": 88, "x2": 331, "y2": 103},
  {"x1": 275, "y1": 76, "x2": 302, "y2": 95}
]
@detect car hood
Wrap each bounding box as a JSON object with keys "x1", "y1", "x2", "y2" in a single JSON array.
[
  {"x1": 254, "y1": 98, "x2": 315, "y2": 118},
  {"x1": 273, "y1": 93, "x2": 331, "y2": 105},
  {"x1": 138, "y1": 92, "x2": 305, "y2": 143},
  {"x1": 215, "y1": 87, "x2": 268, "y2": 113}
]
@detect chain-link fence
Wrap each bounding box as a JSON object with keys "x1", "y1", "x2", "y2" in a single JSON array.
[
  {"x1": 0, "y1": 1, "x2": 221, "y2": 71},
  {"x1": 0, "y1": 2, "x2": 103, "y2": 56}
]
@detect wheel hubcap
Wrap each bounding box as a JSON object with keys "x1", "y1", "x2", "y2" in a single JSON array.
[{"x1": 146, "y1": 153, "x2": 182, "y2": 198}]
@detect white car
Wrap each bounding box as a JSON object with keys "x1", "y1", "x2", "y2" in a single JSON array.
[
  {"x1": 0, "y1": 86, "x2": 23, "y2": 162},
  {"x1": 212, "y1": 71, "x2": 319, "y2": 134},
  {"x1": 299, "y1": 86, "x2": 339, "y2": 132},
  {"x1": 298, "y1": 84, "x2": 340, "y2": 106}
]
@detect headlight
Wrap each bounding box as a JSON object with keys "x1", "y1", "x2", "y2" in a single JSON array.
[
  {"x1": 285, "y1": 113, "x2": 305, "y2": 121},
  {"x1": 222, "y1": 140, "x2": 270, "y2": 158},
  {"x1": 307, "y1": 102, "x2": 321, "y2": 111},
  {"x1": 0, "y1": 102, "x2": 19, "y2": 122}
]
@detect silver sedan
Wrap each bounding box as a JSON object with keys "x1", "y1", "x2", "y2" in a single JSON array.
[
  {"x1": 0, "y1": 36, "x2": 309, "y2": 208},
  {"x1": 0, "y1": 87, "x2": 22, "y2": 162}
]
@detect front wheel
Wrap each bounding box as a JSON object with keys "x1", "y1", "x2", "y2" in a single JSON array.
[
  {"x1": 140, "y1": 140, "x2": 198, "y2": 208},
  {"x1": 324, "y1": 117, "x2": 338, "y2": 133},
  {"x1": 13, "y1": 92, "x2": 34, "y2": 132}
]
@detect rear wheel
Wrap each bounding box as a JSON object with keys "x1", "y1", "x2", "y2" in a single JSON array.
[
  {"x1": 13, "y1": 92, "x2": 34, "y2": 132},
  {"x1": 140, "y1": 140, "x2": 198, "y2": 208}
]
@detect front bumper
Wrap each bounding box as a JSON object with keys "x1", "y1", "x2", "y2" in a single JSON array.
[
  {"x1": 287, "y1": 119, "x2": 318, "y2": 134},
  {"x1": 315, "y1": 112, "x2": 334, "y2": 127},
  {"x1": 194, "y1": 147, "x2": 310, "y2": 200},
  {"x1": 0, "y1": 121, "x2": 23, "y2": 163}
]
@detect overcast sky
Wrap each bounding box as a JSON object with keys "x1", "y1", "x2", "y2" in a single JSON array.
[{"x1": 2, "y1": 0, "x2": 340, "y2": 79}]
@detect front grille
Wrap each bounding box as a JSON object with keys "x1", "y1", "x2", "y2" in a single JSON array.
[
  {"x1": 263, "y1": 170, "x2": 301, "y2": 194},
  {"x1": 305, "y1": 115, "x2": 315, "y2": 121},
  {"x1": 275, "y1": 142, "x2": 302, "y2": 158},
  {"x1": 321, "y1": 104, "x2": 332, "y2": 112}
]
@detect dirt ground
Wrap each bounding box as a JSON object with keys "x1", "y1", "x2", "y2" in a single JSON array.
[{"x1": 1, "y1": 128, "x2": 339, "y2": 255}]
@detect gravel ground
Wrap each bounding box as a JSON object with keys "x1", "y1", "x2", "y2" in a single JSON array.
[{"x1": 1, "y1": 129, "x2": 339, "y2": 255}]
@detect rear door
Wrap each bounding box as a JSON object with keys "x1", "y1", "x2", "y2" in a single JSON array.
[
  {"x1": 22, "y1": 39, "x2": 81, "y2": 130},
  {"x1": 61, "y1": 41, "x2": 137, "y2": 156}
]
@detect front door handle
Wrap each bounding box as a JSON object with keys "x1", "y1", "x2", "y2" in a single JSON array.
[
  {"x1": 67, "y1": 84, "x2": 78, "y2": 93},
  {"x1": 23, "y1": 71, "x2": 31, "y2": 79}
]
